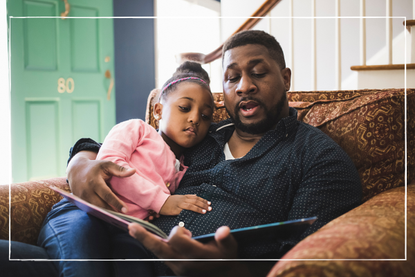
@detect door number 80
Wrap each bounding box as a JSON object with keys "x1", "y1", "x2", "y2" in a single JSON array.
[{"x1": 58, "y1": 77, "x2": 75, "y2": 93}]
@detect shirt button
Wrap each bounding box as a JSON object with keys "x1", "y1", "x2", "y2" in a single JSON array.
[
  {"x1": 178, "y1": 221, "x2": 185, "y2": 227},
  {"x1": 166, "y1": 182, "x2": 170, "y2": 188}
]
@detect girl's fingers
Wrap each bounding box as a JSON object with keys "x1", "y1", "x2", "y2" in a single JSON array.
[
  {"x1": 179, "y1": 202, "x2": 210, "y2": 214},
  {"x1": 184, "y1": 195, "x2": 212, "y2": 211}
]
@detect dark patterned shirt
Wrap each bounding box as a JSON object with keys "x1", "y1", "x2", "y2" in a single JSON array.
[{"x1": 69, "y1": 107, "x2": 362, "y2": 259}]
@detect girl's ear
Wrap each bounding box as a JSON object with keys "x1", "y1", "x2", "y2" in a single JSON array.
[{"x1": 153, "y1": 103, "x2": 163, "y2": 121}]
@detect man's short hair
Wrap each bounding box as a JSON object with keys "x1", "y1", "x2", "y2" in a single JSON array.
[{"x1": 222, "y1": 30, "x2": 286, "y2": 69}]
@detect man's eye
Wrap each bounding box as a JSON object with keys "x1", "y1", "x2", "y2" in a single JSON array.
[
  {"x1": 179, "y1": 106, "x2": 190, "y2": 111},
  {"x1": 227, "y1": 76, "x2": 240, "y2": 82},
  {"x1": 253, "y1": 73, "x2": 265, "y2": 78}
]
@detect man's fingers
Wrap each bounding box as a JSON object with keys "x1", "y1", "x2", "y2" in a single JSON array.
[
  {"x1": 168, "y1": 225, "x2": 192, "y2": 240},
  {"x1": 80, "y1": 193, "x2": 113, "y2": 210},
  {"x1": 95, "y1": 181, "x2": 127, "y2": 212},
  {"x1": 214, "y1": 226, "x2": 238, "y2": 257},
  {"x1": 128, "y1": 223, "x2": 176, "y2": 258},
  {"x1": 102, "y1": 161, "x2": 136, "y2": 178},
  {"x1": 168, "y1": 227, "x2": 208, "y2": 258}
]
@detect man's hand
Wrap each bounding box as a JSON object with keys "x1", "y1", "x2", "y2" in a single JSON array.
[
  {"x1": 159, "y1": 195, "x2": 212, "y2": 216},
  {"x1": 66, "y1": 151, "x2": 136, "y2": 212},
  {"x1": 128, "y1": 224, "x2": 245, "y2": 277}
]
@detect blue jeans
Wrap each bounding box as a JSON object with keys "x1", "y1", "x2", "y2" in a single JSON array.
[
  {"x1": 0, "y1": 239, "x2": 58, "y2": 277},
  {"x1": 37, "y1": 198, "x2": 156, "y2": 277}
]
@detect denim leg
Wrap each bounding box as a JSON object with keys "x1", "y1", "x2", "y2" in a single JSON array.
[
  {"x1": 109, "y1": 225, "x2": 155, "y2": 277},
  {"x1": 37, "y1": 199, "x2": 114, "y2": 277},
  {"x1": 0, "y1": 239, "x2": 58, "y2": 277}
]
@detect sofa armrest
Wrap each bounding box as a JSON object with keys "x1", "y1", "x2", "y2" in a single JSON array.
[
  {"x1": 269, "y1": 181, "x2": 415, "y2": 277},
  {"x1": 0, "y1": 177, "x2": 70, "y2": 245}
]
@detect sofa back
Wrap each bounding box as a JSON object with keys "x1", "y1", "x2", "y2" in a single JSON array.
[{"x1": 146, "y1": 88, "x2": 414, "y2": 202}]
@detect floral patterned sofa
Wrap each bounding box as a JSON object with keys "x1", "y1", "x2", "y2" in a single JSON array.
[{"x1": 1, "y1": 88, "x2": 414, "y2": 276}]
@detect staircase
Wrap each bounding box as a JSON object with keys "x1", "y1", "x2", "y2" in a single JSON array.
[
  {"x1": 179, "y1": 0, "x2": 415, "y2": 91},
  {"x1": 350, "y1": 5, "x2": 415, "y2": 89}
]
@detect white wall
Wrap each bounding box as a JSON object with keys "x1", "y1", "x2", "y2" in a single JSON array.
[
  {"x1": 0, "y1": 1, "x2": 11, "y2": 186},
  {"x1": 155, "y1": 0, "x2": 222, "y2": 92}
]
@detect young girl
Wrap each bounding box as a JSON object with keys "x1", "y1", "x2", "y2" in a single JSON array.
[
  {"x1": 37, "y1": 62, "x2": 215, "y2": 277},
  {"x1": 96, "y1": 61, "x2": 214, "y2": 220}
]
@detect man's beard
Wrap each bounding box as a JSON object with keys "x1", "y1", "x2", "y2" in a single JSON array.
[{"x1": 226, "y1": 92, "x2": 287, "y2": 135}]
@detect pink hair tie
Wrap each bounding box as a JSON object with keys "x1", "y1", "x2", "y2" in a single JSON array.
[{"x1": 161, "y1": 77, "x2": 208, "y2": 94}]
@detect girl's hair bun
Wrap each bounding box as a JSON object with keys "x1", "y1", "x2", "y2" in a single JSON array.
[
  {"x1": 173, "y1": 61, "x2": 210, "y2": 85},
  {"x1": 159, "y1": 61, "x2": 211, "y2": 102}
]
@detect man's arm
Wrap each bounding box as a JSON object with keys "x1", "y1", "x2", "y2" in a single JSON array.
[
  {"x1": 284, "y1": 132, "x2": 362, "y2": 249},
  {"x1": 66, "y1": 149, "x2": 135, "y2": 212},
  {"x1": 128, "y1": 224, "x2": 275, "y2": 277}
]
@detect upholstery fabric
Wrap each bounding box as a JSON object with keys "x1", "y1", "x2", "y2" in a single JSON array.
[
  {"x1": 268, "y1": 181, "x2": 415, "y2": 277},
  {"x1": 287, "y1": 89, "x2": 414, "y2": 202},
  {"x1": 0, "y1": 178, "x2": 69, "y2": 245}
]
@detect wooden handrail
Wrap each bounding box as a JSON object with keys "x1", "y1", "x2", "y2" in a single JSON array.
[
  {"x1": 351, "y1": 63, "x2": 415, "y2": 71},
  {"x1": 177, "y1": 0, "x2": 283, "y2": 64},
  {"x1": 404, "y1": 20, "x2": 415, "y2": 27}
]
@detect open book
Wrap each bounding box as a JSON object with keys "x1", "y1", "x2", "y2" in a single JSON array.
[{"x1": 51, "y1": 186, "x2": 317, "y2": 243}]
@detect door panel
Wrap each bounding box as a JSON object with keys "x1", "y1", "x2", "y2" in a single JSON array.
[
  {"x1": 25, "y1": 100, "x2": 60, "y2": 179},
  {"x1": 9, "y1": 0, "x2": 115, "y2": 182},
  {"x1": 70, "y1": 8, "x2": 99, "y2": 72},
  {"x1": 72, "y1": 100, "x2": 101, "y2": 142},
  {"x1": 23, "y1": 1, "x2": 58, "y2": 70}
]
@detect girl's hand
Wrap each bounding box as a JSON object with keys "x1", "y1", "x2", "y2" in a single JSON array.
[
  {"x1": 145, "y1": 210, "x2": 160, "y2": 222},
  {"x1": 159, "y1": 195, "x2": 212, "y2": 216}
]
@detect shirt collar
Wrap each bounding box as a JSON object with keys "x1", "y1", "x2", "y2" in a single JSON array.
[{"x1": 273, "y1": 107, "x2": 298, "y2": 136}]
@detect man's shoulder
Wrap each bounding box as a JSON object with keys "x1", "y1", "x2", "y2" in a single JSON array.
[{"x1": 295, "y1": 121, "x2": 342, "y2": 151}]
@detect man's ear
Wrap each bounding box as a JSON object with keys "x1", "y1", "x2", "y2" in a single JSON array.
[
  {"x1": 153, "y1": 103, "x2": 163, "y2": 121},
  {"x1": 281, "y1": 68, "x2": 292, "y2": 91}
]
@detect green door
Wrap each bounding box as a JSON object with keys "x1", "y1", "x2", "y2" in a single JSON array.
[{"x1": 8, "y1": 0, "x2": 115, "y2": 182}]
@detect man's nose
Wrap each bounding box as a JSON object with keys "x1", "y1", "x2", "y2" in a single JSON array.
[{"x1": 235, "y1": 75, "x2": 257, "y2": 96}]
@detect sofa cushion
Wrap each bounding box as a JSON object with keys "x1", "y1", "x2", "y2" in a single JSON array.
[
  {"x1": 288, "y1": 89, "x2": 414, "y2": 202},
  {"x1": 0, "y1": 178, "x2": 70, "y2": 245},
  {"x1": 268, "y1": 182, "x2": 415, "y2": 277}
]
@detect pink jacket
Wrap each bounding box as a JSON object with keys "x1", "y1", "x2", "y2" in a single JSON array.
[{"x1": 96, "y1": 119, "x2": 187, "y2": 219}]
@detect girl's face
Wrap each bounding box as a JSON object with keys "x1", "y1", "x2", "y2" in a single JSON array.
[{"x1": 155, "y1": 82, "x2": 214, "y2": 151}]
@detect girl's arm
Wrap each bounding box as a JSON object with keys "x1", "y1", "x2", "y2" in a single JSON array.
[{"x1": 98, "y1": 120, "x2": 210, "y2": 216}]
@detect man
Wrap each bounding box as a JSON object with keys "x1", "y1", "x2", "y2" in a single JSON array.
[{"x1": 2, "y1": 30, "x2": 362, "y2": 277}]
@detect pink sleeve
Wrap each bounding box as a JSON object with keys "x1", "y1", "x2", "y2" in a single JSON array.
[{"x1": 96, "y1": 119, "x2": 170, "y2": 213}]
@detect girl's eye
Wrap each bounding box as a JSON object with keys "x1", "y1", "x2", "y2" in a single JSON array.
[
  {"x1": 179, "y1": 106, "x2": 190, "y2": 112},
  {"x1": 201, "y1": 113, "x2": 212, "y2": 120}
]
